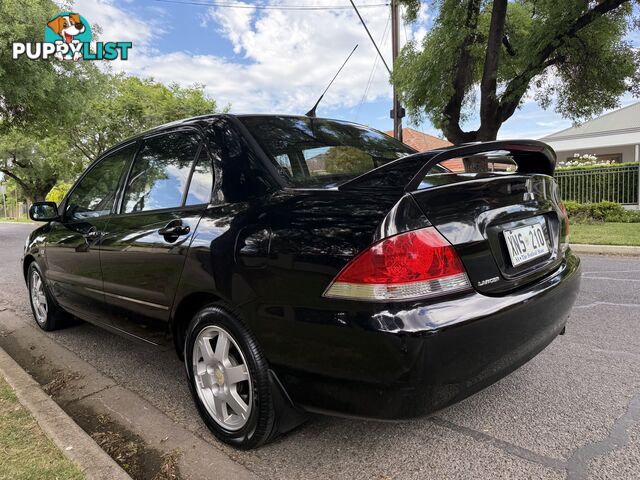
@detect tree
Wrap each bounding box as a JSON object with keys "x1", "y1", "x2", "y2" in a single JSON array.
[
  {"x1": 0, "y1": 129, "x2": 84, "y2": 202},
  {"x1": 394, "y1": 0, "x2": 640, "y2": 143},
  {"x1": 324, "y1": 147, "x2": 374, "y2": 174},
  {"x1": 0, "y1": 0, "x2": 94, "y2": 127},
  {"x1": 0, "y1": 72, "x2": 221, "y2": 203},
  {"x1": 0, "y1": 1, "x2": 221, "y2": 204},
  {"x1": 71, "y1": 74, "x2": 221, "y2": 162}
]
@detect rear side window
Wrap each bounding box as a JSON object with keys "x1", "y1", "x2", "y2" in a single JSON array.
[
  {"x1": 239, "y1": 116, "x2": 414, "y2": 188},
  {"x1": 122, "y1": 131, "x2": 201, "y2": 213},
  {"x1": 185, "y1": 148, "x2": 214, "y2": 206},
  {"x1": 65, "y1": 144, "x2": 135, "y2": 221}
]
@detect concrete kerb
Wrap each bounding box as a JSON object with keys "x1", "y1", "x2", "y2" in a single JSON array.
[{"x1": 0, "y1": 346, "x2": 131, "y2": 480}]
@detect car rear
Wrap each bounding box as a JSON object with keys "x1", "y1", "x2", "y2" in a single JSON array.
[{"x1": 236, "y1": 115, "x2": 580, "y2": 419}]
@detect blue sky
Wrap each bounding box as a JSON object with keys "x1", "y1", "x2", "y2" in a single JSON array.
[{"x1": 71, "y1": 0, "x2": 639, "y2": 140}]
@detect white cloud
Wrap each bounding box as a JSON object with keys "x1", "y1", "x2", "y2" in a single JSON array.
[
  {"x1": 68, "y1": 0, "x2": 156, "y2": 45},
  {"x1": 66, "y1": 0, "x2": 398, "y2": 114},
  {"x1": 199, "y1": 0, "x2": 396, "y2": 112}
]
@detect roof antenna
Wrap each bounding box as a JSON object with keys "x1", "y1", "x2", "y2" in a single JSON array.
[{"x1": 306, "y1": 44, "x2": 358, "y2": 118}]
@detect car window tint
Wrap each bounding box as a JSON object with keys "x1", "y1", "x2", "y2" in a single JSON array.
[
  {"x1": 185, "y1": 149, "x2": 214, "y2": 206},
  {"x1": 239, "y1": 116, "x2": 414, "y2": 188},
  {"x1": 65, "y1": 144, "x2": 134, "y2": 221},
  {"x1": 274, "y1": 154, "x2": 293, "y2": 176},
  {"x1": 123, "y1": 132, "x2": 200, "y2": 213}
]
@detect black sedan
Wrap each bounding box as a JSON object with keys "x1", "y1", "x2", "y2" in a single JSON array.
[{"x1": 23, "y1": 114, "x2": 580, "y2": 449}]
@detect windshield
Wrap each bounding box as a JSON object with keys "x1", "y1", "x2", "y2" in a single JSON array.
[{"x1": 239, "y1": 116, "x2": 415, "y2": 188}]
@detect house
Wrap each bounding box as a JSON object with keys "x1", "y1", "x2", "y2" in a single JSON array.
[
  {"x1": 385, "y1": 127, "x2": 464, "y2": 171},
  {"x1": 385, "y1": 127, "x2": 452, "y2": 152},
  {"x1": 541, "y1": 102, "x2": 640, "y2": 165}
]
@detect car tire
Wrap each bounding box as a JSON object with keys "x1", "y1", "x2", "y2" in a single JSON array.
[
  {"x1": 27, "y1": 262, "x2": 72, "y2": 331},
  {"x1": 185, "y1": 305, "x2": 277, "y2": 449}
]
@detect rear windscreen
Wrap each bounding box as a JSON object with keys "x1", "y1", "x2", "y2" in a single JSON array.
[{"x1": 239, "y1": 116, "x2": 415, "y2": 188}]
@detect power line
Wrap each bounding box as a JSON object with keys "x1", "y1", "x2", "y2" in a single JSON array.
[
  {"x1": 349, "y1": 0, "x2": 391, "y2": 74},
  {"x1": 356, "y1": 12, "x2": 390, "y2": 121},
  {"x1": 153, "y1": 0, "x2": 389, "y2": 10}
]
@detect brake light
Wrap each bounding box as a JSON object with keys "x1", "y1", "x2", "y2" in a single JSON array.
[{"x1": 323, "y1": 227, "x2": 471, "y2": 301}]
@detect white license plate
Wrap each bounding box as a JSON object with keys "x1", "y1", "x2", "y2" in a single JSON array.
[{"x1": 503, "y1": 223, "x2": 549, "y2": 267}]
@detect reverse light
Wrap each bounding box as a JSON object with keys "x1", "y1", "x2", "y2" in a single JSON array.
[{"x1": 323, "y1": 227, "x2": 471, "y2": 301}]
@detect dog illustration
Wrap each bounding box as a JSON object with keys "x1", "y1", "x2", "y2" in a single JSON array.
[{"x1": 47, "y1": 13, "x2": 86, "y2": 60}]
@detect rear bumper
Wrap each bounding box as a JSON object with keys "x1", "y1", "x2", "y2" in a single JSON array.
[{"x1": 271, "y1": 251, "x2": 581, "y2": 420}]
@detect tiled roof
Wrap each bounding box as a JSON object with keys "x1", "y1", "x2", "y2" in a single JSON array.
[
  {"x1": 386, "y1": 128, "x2": 464, "y2": 171},
  {"x1": 385, "y1": 127, "x2": 452, "y2": 151}
]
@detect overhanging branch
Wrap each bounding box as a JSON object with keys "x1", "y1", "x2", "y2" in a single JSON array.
[
  {"x1": 0, "y1": 168, "x2": 30, "y2": 192},
  {"x1": 498, "y1": 0, "x2": 630, "y2": 123}
]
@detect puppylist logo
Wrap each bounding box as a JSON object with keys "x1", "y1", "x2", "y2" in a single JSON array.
[{"x1": 12, "y1": 12, "x2": 132, "y2": 61}]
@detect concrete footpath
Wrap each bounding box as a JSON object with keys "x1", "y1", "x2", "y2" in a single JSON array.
[
  {"x1": 0, "y1": 310, "x2": 258, "y2": 480},
  {"x1": 571, "y1": 244, "x2": 640, "y2": 256},
  {"x1": 0, "y1": 346, "x2": 131, "y2": 480}
]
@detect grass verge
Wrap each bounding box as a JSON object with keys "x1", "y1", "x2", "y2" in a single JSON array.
[
  {"x1": 0, "y1": 377, "x2": 84, "y2": 480},
  {"x1": 570, "y1": 223, "x2": 640, "y2": 246},
  {"x1": 0, "y1": 217, "x2": 33, "y2": 223}
]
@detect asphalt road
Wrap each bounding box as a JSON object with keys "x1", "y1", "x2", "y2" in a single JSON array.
[{"x1": 1, "y1": 222, "x2": 639, "y2": 479}]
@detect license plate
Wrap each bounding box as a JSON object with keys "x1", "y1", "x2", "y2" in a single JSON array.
[{"x1": 503, "y1": 223, "x2": 549, "y2": 267}]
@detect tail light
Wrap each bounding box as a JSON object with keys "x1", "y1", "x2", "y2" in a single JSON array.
[{"x1": 323, "y1": 227, "x2": 471, "y2": 301}]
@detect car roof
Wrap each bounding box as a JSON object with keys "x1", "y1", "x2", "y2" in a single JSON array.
[{"x1": 96, "y1": 113, "x2": 402, "y2": 160}]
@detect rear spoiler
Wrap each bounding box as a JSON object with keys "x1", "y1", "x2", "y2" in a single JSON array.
[{"x1": 339, "y1": 140, "x2": 556, "y2": 192}]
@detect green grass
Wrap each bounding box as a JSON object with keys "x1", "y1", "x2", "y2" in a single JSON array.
[
  {"x1": 0, "y1": 217, "x2": 33, "y2": 223},
  {"x1": 571, "y1": 223, "x2": 640, "y2": 246},
  {"x1": 0, "y1": 378, "x2": 85, "y2": 480}
]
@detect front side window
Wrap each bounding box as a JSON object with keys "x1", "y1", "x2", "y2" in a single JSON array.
[
  {"x1": 65, "y1": 144, "x2": 135, "y2": 221},
  {"x1": 122, "y1": 131, "x2": 201, "y2": 213}
]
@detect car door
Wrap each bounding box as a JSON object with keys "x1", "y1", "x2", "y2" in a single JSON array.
[
  {"x1": 45, "y1": 142, "x2": 137, "y2": 324},
  {"x1": 98, "y1": 128, "x2": 214, "y2": 344}
]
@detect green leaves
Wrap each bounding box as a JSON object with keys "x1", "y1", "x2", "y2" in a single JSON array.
[
  {"x1": 0, "y1": 0, "x2": 93, "y2": 127},
  {"x1": 394, "y1": 0, "x2": 639, "y2": 142},
  {"x1": 71, "y1": 74, "x2": 219, "y2": 162},
  {"x1": 0, "y1": 1, "x2": 220, "y2": 203}
]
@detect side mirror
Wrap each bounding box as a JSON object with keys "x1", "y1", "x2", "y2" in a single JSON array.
[{"x1": 29, "y1": 202, "x2": 59, "y2": 222}]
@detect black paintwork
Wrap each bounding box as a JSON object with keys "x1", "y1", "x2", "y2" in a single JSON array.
[{"x1": 23, "y1": 114, "x2": 580, "y2": 420}]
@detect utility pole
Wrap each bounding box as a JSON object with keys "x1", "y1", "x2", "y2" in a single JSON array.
[
  {"x1": 390, "y1": 0, "x2": 404, "y2": 142},
  {"x1": 350, "y1": 0, "x2": 404, "y2": 141}
]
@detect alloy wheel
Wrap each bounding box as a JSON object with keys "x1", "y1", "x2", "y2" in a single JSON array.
[
  {"x1": 30, "y1": 270, "x2": 48, "y2": 325},
  {"x1": 192, "y1": 325, "x2": 252, "y2": 431}
]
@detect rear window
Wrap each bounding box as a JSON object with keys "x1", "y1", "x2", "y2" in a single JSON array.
[{"x1": 239, "y1": 116, "x2": 414, "y2": 188}]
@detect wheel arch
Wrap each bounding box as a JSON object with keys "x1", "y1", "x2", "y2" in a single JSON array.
[
  {"x1": 171, "y1": 291, "x2": 223, "y2": 359},
  {"x1": 23, "y1": 254, "x2": 36, "y2": 283}
]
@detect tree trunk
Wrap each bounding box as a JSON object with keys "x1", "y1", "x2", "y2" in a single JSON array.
[
  {"x1": 0, "y1": 169, "x2": 57, "y2": 205},
  {"x1": 27, "y1": 179, "x2": 57, "y2": 204},
  {"x1": 441, "y1": 0, "x2": 482, "y2": 144},
  {"x1": 478, "y1": 0, "x2": 508, "y2": 139},
  {"x1": 438, "y1": 0, "x2": 630, "y2": 144}
]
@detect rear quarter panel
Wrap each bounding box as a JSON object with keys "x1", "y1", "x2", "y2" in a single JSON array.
[{"x1": 173, "y1": 189, "x2": 404, "y2": 369}]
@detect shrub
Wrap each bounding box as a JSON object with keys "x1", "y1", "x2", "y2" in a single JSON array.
[
  {"x1": 46, "y1": 182, "x2": 72, "y2": 203},
  {"x1": 564, "y1": 201, "x2": 640, "y2": 223},
  {"x1": 557, "y1": 153, "x2": 611, "y2": 168}
]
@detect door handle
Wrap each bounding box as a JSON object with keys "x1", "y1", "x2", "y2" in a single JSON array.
[
  {"x1": 158, "y1": 221, "x2": 190, "y2": 237},
  {"x1": 84, "y1": 227, "x2": 103, "y2": 241}
]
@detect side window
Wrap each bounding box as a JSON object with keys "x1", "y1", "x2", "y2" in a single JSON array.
[
  {"x1": 185, "y1": 148, "x2": 214, "y2": 206},
  {"x1": 122, "y1": 131, "x2": 200, "y2": 214},
  {"x1": 65, "y1": 144, "x2": 135, "y2": 221},
  {"x1": 274, "y1": 154, "x2": 293, "y2": 176}
]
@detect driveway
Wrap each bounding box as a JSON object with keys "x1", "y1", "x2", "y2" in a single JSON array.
[{"x1": 1, "y1": 222, "x2": 639, "y2": 479}]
